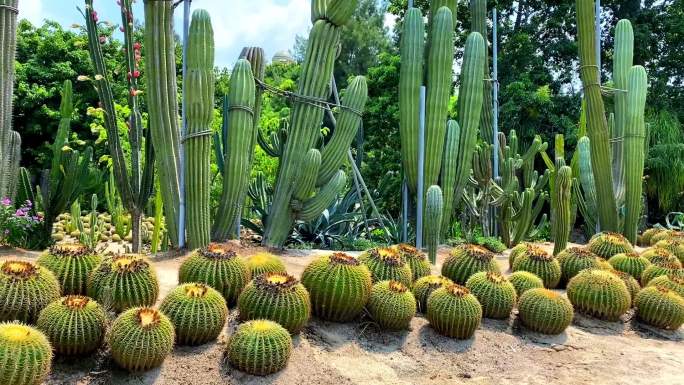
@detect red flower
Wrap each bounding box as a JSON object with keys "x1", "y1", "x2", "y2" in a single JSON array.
[
  {"x1": 133, "y1": 42, "x2": 142, "y2": 50},
  {"x1": 91, "y1": 11, "x2": 99, "y2": 22}
]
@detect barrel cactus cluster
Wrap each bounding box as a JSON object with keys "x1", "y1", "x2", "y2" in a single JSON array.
[
  {"x1": 359, "y1": 246, "x2": 413, "y2": 286},
  {"x1": 109, "y1": 307, "x2": 175, "y2": 372},
  {"x1": 508, "y1": 271, "x2": 545, "y2": 297},
  {"x1": 412, "y1": 275, "x2": 453, "y2": 312},
  {"x1": 566, "y1": 269, "x2": 631, "y2": 321},
  {"x1": 442, "y1": 244, "x2": 500, "y2": 285},
  {"x1": 159, "y1": 283, "x2": 228, "y2": 345},
  {"x1": 395, "y1": 243, "x2": 431, "y2": 281},
  {"x1": 0, "y1": 260, "x2": 60, "y2": 323},
  {"x1": 367, "y1": 280, "x2": 417, "y2": 330},
  {"x1": 37, "y1": 243, "x2": 101, "y2": 294},
  {"x1": 640, "y1": 262, "x2": 684, "y2": 286},
  {"x1": 557, "y1": 247, "x2": 602, "y2": 286},
  {"x1": 654, "y1": 239, "x2": 684, "y2": 264},
  {"x1": 36, "y1": 295, "x2": 107, "y2": 355},
  {"x1": 87, "y1": 254, "x2": 159, "y2": 312}
]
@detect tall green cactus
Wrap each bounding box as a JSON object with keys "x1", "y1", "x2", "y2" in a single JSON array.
[
  {"x1": 425, "y1": 185, "x2": 443, "y2": 264},
  {"x1": 623, "y1": 65, "x2": 647, "y2": 244},
  {"x1": 470, "y1": 0, "x2": 493, "y2": 145},
  {"x1": 553, "y1": 164, "x2": 572, "y2": 255},
  {"x1": 611, "y1": 19, "x2": 633, "y2": 208},
  {"x1": 440, "y1": 120, "x2": 460, "y2": 234},
  {"x1": 0, "y1": 0, "x2": 20, "y2": 200},
  {"x1": 184, "y1": 10, "x2": 214, "y2": 248},
  {"x1": 212, "y1": 59, "x2": 256, "y2": 241},
  {"x1": 575, "y1": 136, "x2": 598, "y2": 233}
]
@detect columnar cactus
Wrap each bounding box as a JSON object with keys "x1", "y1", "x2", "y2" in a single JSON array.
[
  {"x1": 634, "y1": 286, "x2": 684, "y2": 330},
  {"x1": 517, "y1": 288, "x2": 574, "y2": 335},
  {"x1": 0, "y1": 0, "x2": 21, "y2": 201},
  {"x1": 424, "y1": 185, "x2": 443, "y2": 264},
  {"x1": 359, "y1": 246, "x2": 413, "y2": 286},
  {"x1": 395, "y1": 244, "x2": 431, "y2": 281},
  {"x1": 412, "y1": 275, "x2": 453, "y2": 313},
  {"x1": 245, "y1": 252, "x2": 287, "y2": 277},
  {"x1": 566, "y1": 269, "x2": 631, "y2": 321},
  {"x1": 465, "y1": 272, "x2": 517, "y2": 319},
  {"x1": 442, "y1": 244, "x2": 500, "y2": 285},
  {"x1": 0, "y1": 322, "x2": 52, "y2": 385},
  {"x1": 159, "y1": 283, "x2": 228, "y2": 345},
  {"x1": 426, "y1": 284, "x2": 482, "y2": 339},
  {"x1": 301, "y1": 252, "x2": 372, "y2": 322},
  {"x1": 470, "y1": 0, "x2": 494, "y2": 144},
  {"x1": 0, "y1": 260, "x2": 60, "y2": 323},
  {"x1": 556, "y1": 247, "x2": 601, "y2": 286},
  {"x1": 36, "y1": 295, "x2": 107, "y2": 355},
  {"x1": 512, "y1": 246, "x2": 562, "y2": 289},
  {"x1": 608, "y1": 252, "x2": 651, "y2": 280},
  {"x1": 109, "y1": 307, "x2": 175, "y2": 372},
  {"x1": 226, "y1": 320, "x2": 293, "y2": 376},
  {"x1": 37, "y1": 243, "x2": 101, "y2": 295},
  {"x1": 552, "y1": 165, "x2": 572, "y2": 255},
  {"x1": 367, "y1": 280, "x2": 417, "y2": 331},
  {"x1": 87, "y1": 254, "x2": 159, "y2": 312},
  {"x1": 440, "y1": 120, "x2": 460, "y2": 233},
  {"x1": 508, "y1": 271, "x2": 544, "y2": 297},
  {"x1": 184, "y1": 10, "x2": 215, "y2": 248}
]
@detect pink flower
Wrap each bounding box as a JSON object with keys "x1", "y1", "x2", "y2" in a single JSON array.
[
  {"x1": 99, "y1": 35, "x2": 107, "y2": 44},
  {"x1": 0, "y1": 197, "x2": 11, "y2": 206},
  {"x1": 91, "y1": 11, "x2": 99, "y2": 22},
  {"x1": 120, "y1": 26, "x2": 125, "y2": 32},
  {"x1": 133, "y1": 70, "x2": 140, "y2": 78},
  {"x1": 15, "y1": 209, "x2": 25, "y2": 217},
  {"x1": 133, "y1": 42, "x2": 141, "y2": 50}
]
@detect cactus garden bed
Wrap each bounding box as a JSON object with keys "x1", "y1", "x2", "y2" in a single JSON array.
[{"x1": 2, "y1": 243, "x2": 682, "y2": 385}]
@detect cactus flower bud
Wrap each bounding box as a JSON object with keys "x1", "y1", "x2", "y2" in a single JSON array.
[
  {"x1": 95, "y1": 74, "x2": 104, "y2": 81},
  {"x1": 77, "y1": 75, "x2": 91, "y2": 82},
  {"x1": 91, "y1": 11, "x2": 98, "y2": 22},
  {"x1": 99, "y1": 35, "x2": 106, "y2": 44},
  {"x1": 120, "y1": 26, "x2": 125, "y2": 32},
  {"x1": 133, "y1": 70, "x2": 140, "y2": 78},
  {"x1": 133, "y1": 42, "x2": 142, "y2": 50}
]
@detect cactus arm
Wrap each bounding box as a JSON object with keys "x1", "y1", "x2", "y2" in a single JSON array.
[
  {"x1": 440, "y1": 120, "x2": 460, "y2": 234},
  {"x1": 240, "y1": 47, "x2": 266, "y2": 165},
  {"x1": 611, "y1": 20, "x2": 633, "y2": 207},
  {"x1": 398, "y1": 7, "x2": 424, "y2": 195},
  {"x1": 470, "y1": 0, "x2": 494, "y2": 144},
  {"x1": 294, "y1": 149, "x2": 322, "y2": 201},
  {"x1": 297, "y1": 170, "x2": 347, "y2": 222},
  {"x1": 428, "y1": 0, "x2": 458, "y2": 32},
  {"x1": 552, "y1": 165, "x2": 572, "y2": 255},
  {"x1": 622, "y1": 65, "x2": 647, "y2": 243},
  {"x1": 425, "y1": 185, "x2": 444, "y2": 264}
]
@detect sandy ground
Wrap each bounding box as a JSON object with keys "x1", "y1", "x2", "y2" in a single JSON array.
[{"x1": 1, "y1": 242, "x2": 683, "y2": 385}]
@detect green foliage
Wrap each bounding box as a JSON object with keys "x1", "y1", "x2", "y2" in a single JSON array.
[
  {"x1": 358, "y1": 246, "x2": 413, "y2": 286},
  {"x1": 587, "y1": 232, "x2": 634, "y2": 259},
  {"x1": 395, "y1": 243, "x2": 431, "y2": 281},
  {"x1": 441, "y1": 244, "x2": 500, "y2": 285},
  {"x1": 508, "y1": 271, "x2": 544, "y2": 297},
  {"x1": 474, "y1": 236, "x2": 507, "y2": 253},
  {"x1": 87, "y1": 254, "x2": 159, "y2": 312},
  {"x1": 608, "y1": 252, "x2": 651, "y2": 281},
  {"x1": 245, "y1": 252, "x2": 287, "y2": 278},
  {"x1": 566, "y1": 269, "x2": 631, "y2": 321},
  {"x1": 512, "y1": 246, "x2": 561, "y2": 289},
  {"x1": 465, "y1": 272, "x2": 517, "y2": 319},
  {"x1": 517, "y1": 288, "x2": 574, "y2": 335},
  {"x1": 300, "y1": 252, "x2": 372, "y2": 322},
  {"x1": 367, "y1": 280, "x2": 416, "y2": 330},
  {"x1": 109, "y1": 307, "x2": 175, "y2": 372},
  {"x1": 238, "y1": 272, "x2": 311, "y2": 334},
  {"x1": 226, "y1": 320, "x2": 293, "y2": 376},
  {"x1": 426, "y1": 284, "x2": 482, "y2": 339},
  {"x1": 178, "y1": 243, "x2": 250, "y2": 305},
  {"x1": 37, "y1": 242, "x2": 101, "y2": 294},
  {"x1": 0, "y1": 260, "x2": 60, "y2": 323},
  {"x1": 0, "y1": 322, "x2": 52, "y2": 385},
  {"x1": 412, "y1": 275, "x2": 452, "y2": 313},
  {"x1": 635, "y1": 286, "x2": 684, "y2": 330},
  {"x1": 557, "y1": 247, "x2": 601, "y2": 286},
  {"x1": 36, "y1": 295, "x2": 107, "y2": 355},
  {"x1": 159, "y1": 283, "x2": 228, "y2": 345}
]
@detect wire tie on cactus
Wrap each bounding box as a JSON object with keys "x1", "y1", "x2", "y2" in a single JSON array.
[
  {"x1": 181, "y1": 130, "x2": 213, "y2": 143},
  {"x1": 228, "y1": 105, "x2": 254, "y2": 115},
  {"x1": 0, "y1": 4, "x2": 19, "y2": 13}
]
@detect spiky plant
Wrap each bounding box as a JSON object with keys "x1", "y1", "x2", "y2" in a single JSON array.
[
  {"x1": 367, "y1": 280, "x2": 416, "y2": 330},
  {"x1": 646, "y1": 275, "x2": 684, "y2": 298},
  {"x1": 245, "y1": 252, "x2": 287, "y2": 277},
  {"x1": 395, "y1": 244, "x2": 431, "y2": 281},
  {"x1": 159, "y1": 283, "x2": 228, "y2": 345},
  {"x1": 641, "y1": 228, "x2": 664, "y2": 246},
  {"x1": 640, "y1": 247, "x2": 682, "y2": 268},
  {"x1": 226, "y1": 319, "x2": 293, "y2": 376},
  {"x1": 512, "y1": 246, "x2": 561, "y2": 289},
  {"x1": 650, "y1": 230, "x2": 684, "y2": 245},
  {"x1": 426, "y1": 284, "x2": 482, "y2": 339},
  {"x1": 178, "y1": 243, "x2": 251, "y2": 304},
  {"x1": 634, "y1": 286, "x2": 684, "y2": 330},
  {"x1": 441, "y1": 244, "x2": 500, "y2": 285},
  {"x1": 587, "y1": 232, "x2": 634, "y2": 259},
  {"x1": 358, "y1": 246, "x2": 413, "y2": 286},
  {"x1": 608, "y1": 252, "x2": 651, "y2": 280},
  {"x1": 87, "y1": 254, "x2": 159, "y2": 312},
  {"x1": 557, "y1": 247, "x2": 601, "y2": 286},
  {"x1": 517, "y1": 288, "x2": 574, "y2": 335},
  {"x1": 508, "y1": 271, "x2": 544, "y2": 297},
  {"x1": 37, "y1": 243, "x2": 101, "y2": 295},
  {"x1": 465, "y1": 272, "x2": 516, "y2": 319},
  {"x1": 0, "y1": 260, "x2": 60, "y2": 322},
  {"x1": 301, "y1": 252, "x2": 372, "y2": 322},
  {"x1": 36, "y1": 295, "x2": 106, "y2": 355},
  {"x1": 655, "y1": 239, "x2": 684, "y2": 264},
  {"x1": 611, "y1": 271, "x2": 641, "y2": 306},
  {"x1": 508, "y1": 242, "x2": 534, "y2": 270},
  {"x1": 109, "y1": 307, "x2": 175, "y2": 372},
  {"x1": 238, "y1": 272, "x2": 311, "y2": 334},
  {"x1": 566, "y1": 269, "x2": 631, "y2": 321},
  {"x1": 0, "y1": 322, "x2": 52, "y2": 385},
  {"x1": 412, "y1": 275, "x2": 453, "y2": 313},
  {"x1": 640, "y1": 262, "x2": 684, "y2": 286}
]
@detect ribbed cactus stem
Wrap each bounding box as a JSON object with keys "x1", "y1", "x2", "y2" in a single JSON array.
[
  {"x1": 239, "y1": 47, "x2": 266, "y2": 164},
  {"x1": 144, "y1": 0, "x2": 181, "y2": 245},
  {"x1": 576, "y1": 0, "x2": 618, "y2": 231},
  {"x1": 611, "y1": 19, "x2": 633, "y2": 207},
  {"x1": 212, "y1": 59, "x2": 256, "y2": 240},
  {"x1": 553, "y1": 165, "x2": 572, "y2": 255},
  {"x1": 425, "y1": 185, "x2": 443, "y2": 264},
  {"x1": 622, "y1": 65, "x2": 647, "y2": 244},
  {"x1": 398, "y1": 7, "x2": 424, "y2": 196},
  {"x1": 294, "y1": 149, "x2": 322, "y2": 201},
  {"x1": 440, "y1": 120, "x2": 460, "y2": 234},
  {"x1": 577, "y1": 136, "x2": 598, "y2": 225},
  {"x1": 428, "y1": 0, "x2": 458, "y2": 32},
  {"x1": 185, "y1": 9, "x2": 214, "y2": 249},
  {"x1": 470, "y1": 0, "x2": 493, "y2": 144},
  {"x1": 298, "y1": 170, "x2": 347, "y2": 222},
  {"x1": 0, "y1": 0, "x2": 20, "y2": 200}
]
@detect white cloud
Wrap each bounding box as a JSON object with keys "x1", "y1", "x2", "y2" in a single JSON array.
[{"x1": 17, "y1": 0, "x2": 45, "y2": 25}]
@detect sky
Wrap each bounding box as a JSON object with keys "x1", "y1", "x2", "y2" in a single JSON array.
[{"x1": 18, "y1": 0, "x2": 313, "y2": 68}]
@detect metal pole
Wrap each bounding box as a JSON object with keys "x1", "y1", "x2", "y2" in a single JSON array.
[
  {"x1": 408, "y1": 0, "x2": 413, "y2": 8},
  {"x1": 416, "y1": 86, "x2": 426, "y2": 249},
  {"x1": 178, "y1": 0, "x2": 190, "y2": 249},
  {"x1": 595, "y1": 0, "x2": 601, "y2": 78},
  {"x1": 491, "y1": 8, "x2": 499, "y2": 237},
  {"x1": 401, "y1": 179, "x2": 408, "y2": 242}
]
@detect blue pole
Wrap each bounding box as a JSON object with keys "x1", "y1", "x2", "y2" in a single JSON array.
[
  {"x1": 178, "y1": 0, "x2": 191, "y2": 249},
  {"x1": 416, "y1": 86, "x2": 426, "y2": 249}
]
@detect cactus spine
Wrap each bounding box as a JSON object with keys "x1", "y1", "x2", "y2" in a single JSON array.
[
  {"x1": 226, "y1": 320, "x2": 293, "y2": 376},
  {"x1": 109, "y1": 307, "x2": 175, "y2": 372},
  {"x1": 0, "y1": 322, "x2": 52, "y2": 385},
  {"x1": 36, "y1": 296, "x2": 107, "y2": 355},
  {"x1": 552, "y1": 165, "x2": 572, "y2": 255},
  {"x1": 159, "y1": 283, "x2": 228, "y2": 345},
  {"x1": 0, "y1": 0, "x2": 20, "y2": 201},
  {"x1": 424, "y1": 185, "x2": 443, "y2": 264},
  {"x1": 184, "y1": 10, "x2": 214, "y2": 248},
  {"x1": 623, "y1": 65, "x2": 647, "y2": 243}
]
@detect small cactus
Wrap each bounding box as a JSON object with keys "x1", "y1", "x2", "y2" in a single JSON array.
[
  {"x1": 508, "y1": 271, "x2": 544, "y2": 297},
  {"x1": 301, "y1": 252, "x2": 372, "y2": 322},
  {"x1": 359, "y1": 246, "x2": 413, "y2": 286},
  {"x1": 508, "y1": 242, "x2": 534, "y2": 270},
  {"x1": 0, "y1": 260, "x2": 60, "y2": 323},
  {"x1": 517, "y1": 288, "x2": 573, "y2": 335},
  {"x1": 245, "y1": 252, "x2": 287, "y2": 277},
  {"x1": 226, "y1": 320, "x2": 293, "y2": 376},
  {"x1": 610, "y1": 270, "x2": 641, "y2": 306},
  {"x1": 566, "y1": 269, "x2": 631, "y2": 321},
  {"x1": 587, "y1": 231, "x2": 634, "y2": 259},
  {"x1": 608, "y1": 252, "x2": 651, "y2": 280},
  {"x1": 556, "y1": 247, "x2": 601, "y2": 286},
  {"x1": 650, "y1": 230, "x2": 684, "y2": 245},
  {"x1": 441, "y1": 244, "x2": 500, "y2": 285},
  {"x1": 36, "y1": 295, "x2": 106, "y2": 355},
  {"x1": 634, "y1": 286, "x2": 684, "y2": 330},
  {"x1": 395, "y1": 243, "x2": 431, "y2": 281},
  {"x1": 640, "y1": 262, "x2": 684, "y2": 286},
  {"x1": 646, "y1": 274, "x2": 684, "y2": 298},
  {"x1": 0, "y1": 322, "x2": 52, "y2": 385},
  {"x1": 654, "y1": 239, "x2": 684, "y2": 264},
  {"x1": 159, "y1": 283, "x2": 228, "y2": 345},
  {"x1": 426, "y1": 284, "x2": 482, "y2": 339},
  {"x1": 37, "y1": 243, "x2": 101, "y2": 295},
  {"x1": 238, "y1": 272, "x2": 311, "y2": 334},
  {"x1": 640, "y1": 228, "x2": 664, "y2": 246},
  {"x1": 465, "y1": 272, "x2": 516, "y2": 319},
  {"x1": 178, "y1": 243, "x2": 251, "y2": 305},
  {"x1": 412, "y1": 275, "x2": 453, "y2": 313},
  {"x1": 367, "y1": 280, "x2": 416, "y2": 330},
  {"x1": 640, "y1": 247, "x2": 681, "y2": 268},
  {"x1": 109, "y1": 307, "x2": 175, "y2": 372},
  {"x1": 512, "y1": 246, "x2": 561, "y2": 289},
  {"x1": 87, "y1": 254, "x2": 159, "y2": 312}
]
